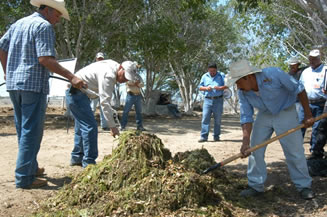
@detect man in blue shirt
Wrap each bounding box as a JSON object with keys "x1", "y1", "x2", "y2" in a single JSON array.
[
  {"x1": 0, "y1": 0, "x2": 84, "y2": 189},
  {"x1": 227, "y1": 59, "x2": 315, "y2": 200},
  {"x1": 198, "y1": 63, "x2": 228, "y2": 142},
  {"x1": 299, "y1": 49, "x2": 327, "y2": 159}
]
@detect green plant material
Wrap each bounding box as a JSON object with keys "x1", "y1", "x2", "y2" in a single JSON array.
[{"x1": 33, "y1": 131, "x2": 247, "y2": 216}]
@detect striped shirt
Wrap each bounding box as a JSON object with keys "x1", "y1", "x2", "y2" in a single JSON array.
[{"x1": 0, "y1": 12, "x2": 56, "y2": 94}]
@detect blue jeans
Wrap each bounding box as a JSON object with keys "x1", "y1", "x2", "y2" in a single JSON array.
[
  {"x1": 66, "y1": 89, "x2": 98, "y2": 168},
  {"x1": 9, "y1": 90, "x2": 47, "y2": 188},
  {"x1": 200, "y1": 97, "x2": 224, "y2": 140},
  {"x1": 248, "y1": 105, "x2": 312, "y2": 192},
  {"x1": 299, "y1": 102, "x2": 324, "y2": 152},
  {"x1": 121, "y1": 93, "x2": 143, "y2": 129},
  {"x1": 90, "y1": 98, "x2": 108, "y2": 129}
]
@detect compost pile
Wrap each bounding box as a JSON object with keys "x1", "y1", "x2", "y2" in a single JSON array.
[{"x1": 35, "y1": 131, "x2": 243, "y2": 217}]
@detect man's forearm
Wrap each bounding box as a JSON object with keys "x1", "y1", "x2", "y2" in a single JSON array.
[
  {"x1": 297, "y1": 90, "x2": 312, "y2": 118},
  {"x1": 241, "y1": 122, "x2": 252, "y2": 141},
  {"x1": 0, "y1": 49, "x2": 8, "y2": 78}
]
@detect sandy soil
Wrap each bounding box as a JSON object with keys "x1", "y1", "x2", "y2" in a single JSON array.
[{"x1": 0, "y1": 106, "x2": 327, "y2": 217}]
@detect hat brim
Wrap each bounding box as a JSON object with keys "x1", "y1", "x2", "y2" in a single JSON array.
[
  {"x1": 124, "y1": 72, "x2": 135, "y2": 81},
  {"x1": 30, "y1": 0, "x2": 70, "y2": 20},
  {"x1": 226, "y1": 70, "x2": 260, "y2": 87}
]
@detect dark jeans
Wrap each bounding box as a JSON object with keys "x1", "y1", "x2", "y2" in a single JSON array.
[
  {"x1": 299, "y1": 102, "x2": 324, "y2": 152},
  {"x1": 315, "y1": 117, "x2": 327, "y2": 156}
]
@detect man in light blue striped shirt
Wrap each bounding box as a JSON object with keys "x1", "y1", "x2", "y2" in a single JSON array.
[
  {"x1": 0, "y1": 0, "x2": 84, "y2": 189},
  {"x1": 226, "y1": 59, "x2": 315, "y2": 200}
]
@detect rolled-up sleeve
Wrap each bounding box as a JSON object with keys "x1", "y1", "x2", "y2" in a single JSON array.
[
  {"x1": 238, "y1": 90, "x2": 254, "y2": 124},
  {"x1": 0, "y1": 28, "x2": 11, "y2": 51}
]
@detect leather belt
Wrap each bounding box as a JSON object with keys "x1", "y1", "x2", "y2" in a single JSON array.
[
  {"x1": 205, "y1": 95, "x2": 223, "y2": 100},
  {"x1": 309, "y1": 98, "x2": 326, "y2": 105},
  {"x1": 127, "y1": 91, "x2": 140, "y2": 96}
]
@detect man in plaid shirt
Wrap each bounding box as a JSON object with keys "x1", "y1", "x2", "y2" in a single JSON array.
[{"x1": 0, "y1": 0, "x2": 84, "y2": 189}]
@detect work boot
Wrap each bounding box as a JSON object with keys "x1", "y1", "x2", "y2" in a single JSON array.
[
  {"x1": 213, "y1": 137, "x2": 220, "y2": 142},
  {"x1": 198, "y1": 138, "x2": 207, "y2": 143},
  {"x1": 36, "y1": 167, "x2": 45, "y2": 177},
  {"x1": 101, "y1": 127, "x2": 110, "y2": 131},
  {"x1": 307, "y1": 151, "x2": 324, "y2": 160},
  {"x1": 20, "y1": 178, "x2": 47, "y2": 189},
  {"x1": 300, "y1": 188, "x2": 315, "y2": 200},
  {"x1": 137, "y1": 127, "x2": 146, "y2": 131},
  {"x1": 70, "y1": 160, "x2": 82, "y2": 167},
  {"x1": 240, "y1": 187, "x2": 263, "y2": 197}
]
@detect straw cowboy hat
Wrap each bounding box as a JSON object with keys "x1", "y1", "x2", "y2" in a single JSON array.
[
  {"x1": 226, "y1": 59, "x2": 261, "y2": 87},
  {"x1": 287, "y1": 56, "x2": 301, "y2": 65},
  {"x1": 30, "y1": 0, "x2": 70, "y2": 20},
  {"x1": 122, "y1": 61, "x2": 139, "y2": 81}
]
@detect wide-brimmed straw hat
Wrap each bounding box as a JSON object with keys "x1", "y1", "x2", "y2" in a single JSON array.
[
  {"x1": 30, "y1": 0, "x2": 70, "y2": 20},
  {"x1": 226, "y1": 59, "x2": 261, "y2": 87},
  {"x1": 121, "y1": 61, "x2": 138, "y2": 81}
]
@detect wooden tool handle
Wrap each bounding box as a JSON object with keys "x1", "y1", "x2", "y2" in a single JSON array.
[{"x1": 220, "y1": 112, "x2": 327, "y2": 167}]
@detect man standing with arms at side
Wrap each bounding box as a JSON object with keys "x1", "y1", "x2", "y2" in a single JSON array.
[
  {"x1": 0, "y1": 0, "x2": 85, "y2": 189},
  {"x1": 299, "y1": 49, "x2": 327, "y2": 159},
  {"x1": 120, "y1": 69, "x2": 146, "y2": 131},
  {"x1": 227, "y1": 59, "x2": 314, "y2": 200},
  {"x1": 198, "y1": 63, "x2": 228, "y2": 142}
]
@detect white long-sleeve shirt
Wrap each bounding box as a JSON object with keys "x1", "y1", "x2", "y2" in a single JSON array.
[{"x1": 75, "y1": 59, "x2": 119, "y2": 128}]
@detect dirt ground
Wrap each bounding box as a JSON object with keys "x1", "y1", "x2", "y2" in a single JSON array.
[{"x1": 0, "y1": 106, "x2": 327, "y2": 217}]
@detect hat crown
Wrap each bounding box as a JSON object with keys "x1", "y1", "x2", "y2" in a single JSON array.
[
  {"x1": 309, "y1": 49, "x2": 320, "y2": 57},
  {"x1": 122, "y1": 61, "x2": 138, "y2": 81},
  {"x1": 96, "y1": 52, "x2": 104, "y2": 59},
  {"x1": 226, "y1": 59, "x2": 261, "y2": 87},
  {"x1": 30, "y1": 0, "x2": 70, "y2": 20},
  {"x1": 229, "y1": 59, "x2": 260, "y2": 77}
]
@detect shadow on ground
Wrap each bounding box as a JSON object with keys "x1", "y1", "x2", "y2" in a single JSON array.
[{"x1": 220, "y1": 161, "x2": 327, "y2": 217}]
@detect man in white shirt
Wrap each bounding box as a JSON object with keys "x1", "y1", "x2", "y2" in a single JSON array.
[
  {"x1": 120, "y1": 72, "x2": 145, "y2": 131},
  {"x1": 299, "y1": 49, "x2": 327, "y2": 159},
  {"x1": 90, "y1": 52, "x2": 109, "y2": 130},
  {"x1": 65, "y1": 60, "x2": 137, "y2": 168}
]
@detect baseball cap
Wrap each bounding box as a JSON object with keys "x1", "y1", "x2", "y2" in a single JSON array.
[
  {"x1": 287, "y1": 56, "x2": 301, "y2": 65},
  {"x1": 309, "y1": 49, "x2": 320, "y2": 57},
  {"x1": 96, "y1": 52, "x2": 104, "y2": 59}
]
